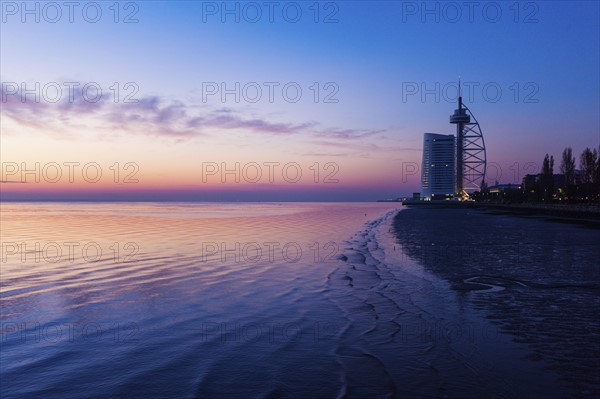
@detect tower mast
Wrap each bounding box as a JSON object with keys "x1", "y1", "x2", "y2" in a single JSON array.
[{"x1": 450, "y1": 79, "x2": 471, "y2": 197}]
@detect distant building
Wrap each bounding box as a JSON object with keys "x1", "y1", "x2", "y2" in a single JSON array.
[
  {"x1": 421, "y1": 133, "x2": 455, "y2": 200},
  {"x1": 522, "y1": 174, "x2": 538, "y2": 193},
  {"x1": 488, "y1": 183, "x2": 521, "y2": 193},
  {"x1": 521, "y1": 170, "x2": 584, "y2": 192}
]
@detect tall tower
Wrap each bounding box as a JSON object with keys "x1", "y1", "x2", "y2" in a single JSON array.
[{"x1": 449, "y1": 80, "x2": 487, "y2": 198}]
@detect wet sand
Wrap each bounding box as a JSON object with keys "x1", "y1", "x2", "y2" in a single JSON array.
[{"x1": 393, "y1": 207, "x2": 600, "y2": 397}]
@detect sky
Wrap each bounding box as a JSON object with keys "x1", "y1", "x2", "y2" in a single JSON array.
[{"x1": 1, "y1": 0, "x2": 599, "y2": 201}]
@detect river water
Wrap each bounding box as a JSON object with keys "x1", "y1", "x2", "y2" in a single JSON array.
[{"x1": 1, "y1": 203, "x2": 598, "y2": 398}]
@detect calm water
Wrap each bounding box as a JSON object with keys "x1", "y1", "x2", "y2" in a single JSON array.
[{"x1": 1, "y1": 203, "x2": 598, "y2": 398}]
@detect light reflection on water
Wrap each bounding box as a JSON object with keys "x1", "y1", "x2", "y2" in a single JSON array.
[
  {"x1": 1, "y1": 202, "x2": 597, "y2": 398},
  {"x1": 1, "y1": 202, "x2": 396, "y2": 398}
]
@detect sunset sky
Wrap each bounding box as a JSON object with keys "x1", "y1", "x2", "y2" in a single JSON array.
[{"x1": 1, "y1": 1, "x2": 599, "y2": 201}]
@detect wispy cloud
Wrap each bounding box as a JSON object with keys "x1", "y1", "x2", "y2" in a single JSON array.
[{"x1": 1, "y1": 80, "x2": 395, "y2": 154}]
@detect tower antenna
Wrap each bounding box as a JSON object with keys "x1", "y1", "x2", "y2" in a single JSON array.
[{"x1": 458, "y1": 77, "x2": 462, "y2": 111}]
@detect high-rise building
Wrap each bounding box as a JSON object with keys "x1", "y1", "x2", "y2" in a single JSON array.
[
  {"x1": 412, "y1": 83, "x2": 486, "y2": 202},
  {"x1": 421, "y1": 133, "x2": 456, "y2": 200}
]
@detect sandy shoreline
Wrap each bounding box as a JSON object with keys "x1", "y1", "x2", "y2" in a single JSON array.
[
  {"x1": 392, "y1": 207, "x2": 600, "y2": 397},
  {"x1": 472, "y1": 203, "x2": 600, "y2": 228}
]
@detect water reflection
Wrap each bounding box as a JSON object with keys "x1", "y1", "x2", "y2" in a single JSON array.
[{"x1": 1, "y1": 202, "x2": 396, "y2": 398}]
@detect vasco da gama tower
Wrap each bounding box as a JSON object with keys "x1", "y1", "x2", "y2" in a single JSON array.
[{"x1": 420, "y1": 84, "x2": 487, "y2": 200}]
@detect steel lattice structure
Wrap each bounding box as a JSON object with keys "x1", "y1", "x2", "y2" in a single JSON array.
[
  {"x1": 450, "y1": 89, "x2": 487, "y2": 198},
  {"x1": 460, "y1": 104, "x2": 487, "y2": 192}
]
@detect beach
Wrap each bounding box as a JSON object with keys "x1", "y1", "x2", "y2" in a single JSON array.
[
  {"x1": 393, "y1": 207, "x2": 600, "y2": 397},
  {"x1": 1, "y1": 202, "x2": 598, "y2": 398}
]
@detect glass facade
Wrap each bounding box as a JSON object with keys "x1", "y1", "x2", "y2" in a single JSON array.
[{"x1": 421, "y1": 133, "x2": 456, "y2": 200}]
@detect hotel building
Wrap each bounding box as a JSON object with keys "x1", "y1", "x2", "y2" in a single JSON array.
[{"x1": 421, "y1": 133, "x2": 456, "y2": 200}]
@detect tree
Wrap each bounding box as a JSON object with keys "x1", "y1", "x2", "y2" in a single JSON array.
[
  {"x1": 540, "y1": 153, "x2": 554, "y2": 202},
  {"x1": 542, "y1": 154, "x2": 554, "y2": 177},
  {"x1": 560, "y1": 147, "x2": 575, "y2": 186},
  {"x1": 593, "y1": 147, "x2": 600, "y2": 200},
  {"x1": 594, "y1": 146, "x2": 600, "y2": 185},
  {"x1": 580, "y1": 147, "x2": 597, "y2": 184}
]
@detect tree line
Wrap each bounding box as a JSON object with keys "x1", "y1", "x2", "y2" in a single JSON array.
[{"x1": 476, "y1": 146, "x2": 600, "y2": 204}]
